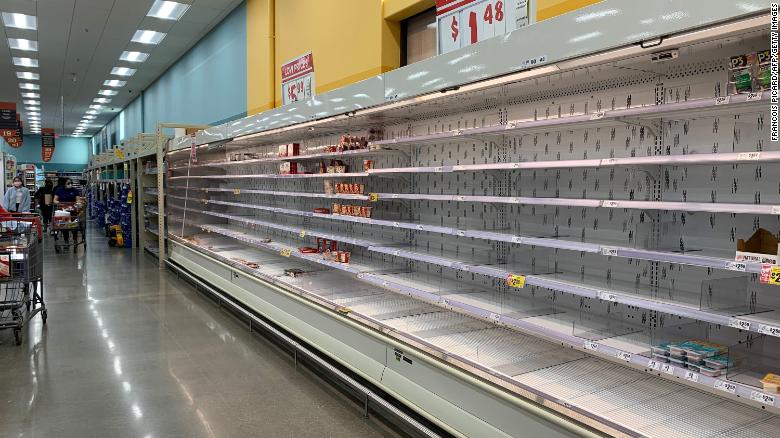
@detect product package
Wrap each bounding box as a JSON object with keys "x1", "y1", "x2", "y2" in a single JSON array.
[
  {"x1": 761, "y1": 373, "x2": 780, "y2": 394},
  {"x1": 756, "y1": 49, "x2": 771, "y2": 91},
  {"x1": 736, "y1": 228, "x2": 780, "y2": 265},
  {"x1": 0, "y1": 254, "x2": 9, "y2": 277},
  {"x1": 278, "y1": 143, "x2": 300, "y2": 157},
  {"x1": 323, "y1": 180, "x2": 334, "y2": 195},
  {"x1": 729, "y1": 53, "x2": 756, "y2": 94}
]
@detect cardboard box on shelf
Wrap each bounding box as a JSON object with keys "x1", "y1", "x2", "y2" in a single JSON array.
[{"x1": 736, "y1": 228, "x2": 780, "y2": 264}]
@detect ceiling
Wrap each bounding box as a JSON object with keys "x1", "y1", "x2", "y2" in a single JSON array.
[{"x1": 0, "y1": 0, "x2": 242, "y2": 137}]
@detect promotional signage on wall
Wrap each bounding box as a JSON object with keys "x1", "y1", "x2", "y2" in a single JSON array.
[
  {"x1": 0, "y1": 102, "x2": 22, "y2": 148},
  {"x1": 41, "y1": 128, "x2": 56, "y2": 162},
  {"x1": 436, "y1": 0, "x2": 530, "y2": 54},
  {"x1": 281, "y1": 52, "x2": 315, "y2": 105}
]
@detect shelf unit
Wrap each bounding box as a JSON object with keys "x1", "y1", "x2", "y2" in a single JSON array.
[{"x1": 164, "y1": 10, "x2": 778, "y2": 438}]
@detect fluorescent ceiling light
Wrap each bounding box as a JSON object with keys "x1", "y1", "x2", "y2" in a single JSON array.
[
  {"x1": 21, "y1": 92, "x2": 39, "y2": 98},
  {"x1": 131, "y1": 30, "x2": 166, "y2": 45},
  {"x1": 17, "y1": 72, "x2": 39, "y2": 80},
  {"x1": 147, "y1": 1, "x2": 190, "y2": 20},
  {"x1": 119, "y1": 51, "x2": 149, "y2": 62},
  {"x1": 98, "y1": 89, "x2": 118, "y2": 96},
  {"x1": 89, "y1": 105, "x2": 103, "y2": 110},
  {"x1": 19, "y1": 83, "x2": 39, "y2": 90},
  {"x1": 26, "y1": 107, "x2": 40, "y2": 113},
  {"x1": 23, "y1": 99, "x2": 38, "y2": 105},
  {"x1": 13, "y1": 57, "x2": 38, "y2": 67},
  {"x1": 94, "y1": 98, "x2": 112, "y2": 103},
  {"x1": 86, "y1": 109, "x2": 99, "y2": 115},
  {"x1": 8, "y1": 38, "x2": 38, "y2": 51},
  {"x1": 84, "y1": 115, "x2": 97, "y2": 120},
  {"x1": 103, "y1": 79, "x2": 126, "y2": 87},
  {"x1": 2, "y1": 13, "x2": 37, "y2": 30},
  {"x1": 110, "y1": 67, "x2": 136, "y2": 77}
]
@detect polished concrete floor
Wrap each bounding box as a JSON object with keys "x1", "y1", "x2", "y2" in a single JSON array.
[{"x1": 0, "y1": 227, "x2": 402, "y2": 437}]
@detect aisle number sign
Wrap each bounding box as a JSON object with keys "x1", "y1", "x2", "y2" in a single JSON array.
[
  {"x1": 281, "y1": 52, "x2": 315, "y2": 105},
  {"x1": 437, "y1": 0, "x2": 529, "y2": 54}
]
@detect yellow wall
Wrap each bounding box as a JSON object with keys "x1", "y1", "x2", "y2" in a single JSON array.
[
  {"x1": 536, "y1": 0, "x2": 603, "y2": 22},
  {"x1": 246, "y1": 0, "x2": 602, "y2": 114}
]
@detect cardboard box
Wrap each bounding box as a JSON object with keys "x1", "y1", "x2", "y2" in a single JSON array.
[
  {"x1": 736, "y1": 228, "x2": 780, "y2": 264},
  {"x1": 0, "y1": 254, "x2": 9, "y2": 277}
]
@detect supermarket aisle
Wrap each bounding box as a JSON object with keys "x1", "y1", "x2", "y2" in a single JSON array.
[{"x1": 0, "y1": 226, "x2": 400, "y2": 438}]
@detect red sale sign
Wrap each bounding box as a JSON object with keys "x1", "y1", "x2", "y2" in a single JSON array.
[
  {"x1": 41, "y1": 128, "x2": 55, "y2": 162},
  {"x1": 437, "y1": 0, "x2": 529, "y2": 54},
  {"x1": 281, "y1": 52, "x2": 315, "y2": 105}
]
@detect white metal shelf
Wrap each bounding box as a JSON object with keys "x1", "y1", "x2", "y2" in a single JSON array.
[
  {"x1": 370, "y1": 93, "x2": 769, "y2": 148},
  {"x1": 167, "y1": 185, "x2": 369, "y2": 201},
  {"x1": 167, "y1": 194, "x2": 769, "y2": 273},
  {"x1": 171, "y1": 226, "x2": 780, "y2": 415},
  {"x1": 169, "y1": 172, "x2": 369, "y2": 181},
  {"x1": 169, "y1": 203, "x2": 780, "y2": 339},
  {"x1": 168, "y1": 147, "x2": 397, "y2": 171}
]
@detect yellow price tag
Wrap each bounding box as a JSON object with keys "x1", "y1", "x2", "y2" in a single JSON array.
[
  {"x1": 506, "y1": 274, "x2": 526, "y2": 288},
  {"x1": 233, "y1": 188, "x2": 241, "y2": 195},
  {"x1": 280, "y1": 248, "x2": 292, "y2": 258},
  {"x1": 368, "y1": 193, "x2": 379, "y2": 202},
  {"x1": 769, "y1": 266, "x2": 780, "y2": 286},
  {"x1": 114, "y1": 149, "x2": 125, "y2": 159},
  {"x1": 299, "y1": 230, "x2": 306, "y2": 238}
]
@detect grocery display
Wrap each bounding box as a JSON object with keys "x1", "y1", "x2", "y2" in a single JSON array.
[{"x1": 164, "y1": 11, "x2": 780, "y2": 437}]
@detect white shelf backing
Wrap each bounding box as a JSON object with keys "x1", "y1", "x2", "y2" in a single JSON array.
[
  {"x1": 165, "y1": 21, "x2": 780, "y2": 433},
  {"x1": 169, "y1": 232, "x2": 780, "y2": 437}
]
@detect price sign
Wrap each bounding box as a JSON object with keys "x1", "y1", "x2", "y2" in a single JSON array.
[
  {"x1": 437, "y1": 0, "x2": 529, "y2": 54},
  {"x1": 729, "y1": 318, "x2": 751, "y2": 331},
  {"x1": 715, "y1": 96, "x2": 731, "y2": 105},
  {"x1": 759, "y1": 324, "x2": 780, "y2": 337},
  {"x1": 684, "y1": 370, "x2": 699, "y2": 383},
  {"x1": 660, "y1": 363, "x2": 675, "y2": 375},
  {"x1": 737, "y1": 152, "x2": 761, "y2": 161},
  {"x1": 616, "y1": 351, "x2": 632, "y2": 362},
  {"x1": 233, "y1": 188, "x2": 241, "y2": 195},
  {"x1": 584, "y1": 341, "x2": 599, "y2": 351},
  {"x1": 714, "y1": 380, "x2": 737, "y2": 394},
  {"x1": 299, "y1": 230, "x2": 306, "y2": 238},
  {"x1": 750, "y1": 391, "x2": 776, "y2": 406},
  {"x1": 281, "y1": 52, "x2": 315, "y2": 105},
  {"x1": 489, "y1": 312, "x2": 501, "y2": 322},
  {"x1": 762, "y1": 265, "x2": 780, "y2": 285},
  {"x1": 601, "y1": 247, "x2": 619, "y2": 257},
  {"x1": 280, "y1": 248, "x2": 292, "y2": 258},
  {"x1": 599, "y1": 291, "x2": 618, "y2": 302},
  {"x1": 647, "y1": 359, "x2": 661, "y2": 370},
  {"x1": 506, "y1": 274, "x2": 526, "y2": 288},
  {"x1": 368, "y1": 193, "x2": 379, "y2": 202},
  {"x1": 746, "y1": 92, "x2": 763, "y2": 101},
  {"x1": 725, "y1": 261, "x2": 747, "y2": 272}
]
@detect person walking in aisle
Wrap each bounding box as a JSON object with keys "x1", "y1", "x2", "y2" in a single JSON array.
[
  {"x1": 3, "y1": 176, "x2": 31, "y2": 213},
  {"x1": 53, "y1": 178, "x2": 80, "y2": 243},
  {"x1": 35, "y1": 179, "x2": 55, "y2": 230}
]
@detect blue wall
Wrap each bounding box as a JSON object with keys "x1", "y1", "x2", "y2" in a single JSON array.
[
  {"x1": 4, "y1": 135, "x2": 89, "y2": 172},
  {"x1": 93, "y1": 3, "x2": 247, "y2": 152}
]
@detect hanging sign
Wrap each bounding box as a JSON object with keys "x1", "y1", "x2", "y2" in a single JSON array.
[
  {"x1": 190, "y1": 132, "x2": 198, "y2": 163},
  {"x1": 0, "y1": 103, "x2": 22, "y2": 148},
  {"x1": 281, "y1": 52, "x2": 315, "y2": 105},
  {"x1": 436, "y1": 0, "x2": 529, "y2": 54},
  {"x1": 41, "y1": 128, "x2": 56, "y2": 162}
]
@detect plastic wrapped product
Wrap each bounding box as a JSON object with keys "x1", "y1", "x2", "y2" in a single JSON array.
[
  {"x1": 756, "y1": 49, "x2": 771, "y2": 91},
  {"x1": 651, "y1": 343, "x2": 671, "y2": 356},
  {"x1": 699, "y1": 366, "x2": 726, "y2": 377},
  {"x1": 323, "y1": 180, "x2": 334, "y2": 195},
  {"x1": 761, "y1": 373, "x2": 780, "y2": 393},
  {"x1": 728, "y1": 53, "x2": 755, "y2": 94},
  {"x1": 703, "y1": 355, "x2": 734, "y2": 370},
  {"x1": 668, "y1": 356, "x2": 687, "y2": 368},
  {"x1": 652, "y1": 352, "x2": 670, "y2": 363},
  {"x1": 668, "y1": 344, "x2": 687, "y2": 357}
]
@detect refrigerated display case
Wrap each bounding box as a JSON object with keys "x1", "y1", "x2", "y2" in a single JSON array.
[{"x1": 165, "y1": 6, "x2": 779, "y2": 438}]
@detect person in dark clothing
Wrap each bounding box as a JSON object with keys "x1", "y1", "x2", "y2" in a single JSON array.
[
  {"x1": 35, "y1": 179, "x2": 55, "y2": 230},
  {"x1": 53, "y1": 178, "x2": 81, "y2": 243}
]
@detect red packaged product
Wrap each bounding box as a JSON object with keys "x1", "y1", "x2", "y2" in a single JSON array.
[
  {"x1": 313, "y1": 208, "x2": 330, "y2": 214},
  {"x1": 332, "y1": 203, "x2": 341, "y2": 214},
  {"x1": 299, "y1": 247, "x2": 319, "y2": 253}
]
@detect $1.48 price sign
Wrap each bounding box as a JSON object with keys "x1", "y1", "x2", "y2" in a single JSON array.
[{"x1": 437, "y1": 0, "x2": 529, "y2": 54}]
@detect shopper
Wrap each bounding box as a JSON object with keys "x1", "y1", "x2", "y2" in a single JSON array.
[
  {"x1": 54, "y1": 178, "x2": 81, "y2": 243},
  {"x1": 3, "y1": 176, "x2": 31, "y2": 212},
  {"x1": 35, "y1": 179, "x2": 55, "y2": 230}
]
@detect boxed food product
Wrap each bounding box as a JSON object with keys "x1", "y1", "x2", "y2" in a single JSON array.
[
  {"x1": 279, "y1": 162, "x2": 298, "y2": 174},
  {"x1": 0, "y1": 254, "x2": 9, "y2": 277},
  {"x1": 736, "y1": 228, "x2": 779, "y2": 265},
  {"x1": 279, "y1": 145, "x2": 288, "y2": 157},
  {"x1": 761, "y1": 373, "x2": 780, "y2": 393},
  {"x1": 298, "y1": 247, "x2": 319, "y2": 254},
  {"x1": 323, "y1": 180, "x2": 334, "y2": 195},
  {"x1": 287, "y1": 143, "x2": 300, "y2": 157},
  {"x1": 729, "y1": 53, "x2": 756, "y2": 94},
  {"x1": 332, "y1": 203, "x2": 341, "y2": 214},
  {"x1": 699, "y1": 366, "x2": 726, "y2": 377},
  {"x1": 703, "y1": 355, "x2": 734, "y2": 370},
  {"x1": 756, "y1": 49, "x2": 771, "y2": 91},
  {"x1": 313, "y1": 208, "x2": 330, "y2": 214},
  {"x1": 363, "y1": 160, "x2": 374, "y2": 171},
  {"x1": 668, "y1": 356, "x2": 687, "y2": 368}
]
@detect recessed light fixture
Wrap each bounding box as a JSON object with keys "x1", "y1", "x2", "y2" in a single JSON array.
[
  {"x1": 94, "y1": 98, "x2": 112, "y2": 104},
  {"x1": 89, "y1": 105, "x2": 103, "y2": 110},
  {"x1": 110, "y1": 67, "x2": 136, "y2": 77},
  {"x1": 23, "y1": 99, "x2": 39, "y2": 105},
  {"x1": 17, "y1": 72, "x2": 39, "y2": 80},
  {"x1": 86, "y1": 109, "x2": 99, "y2": 115},
  {"x1": 8, "y1": 38, "x2": 38, "y2": 51},
  {"x1": 26, "y1": 108, "x2": 40, "y2": 113},
  {"x1": 21, "y1": 92, "x2": 39, "y2": 98},
  {"x1": 119, "y1": 51, "x2": 149, "y2": 62},
  {"x1": 98, "y1": 89, "x2": 118, "y2": 96},
  {"x1": 131, "y1": 30, "x2": 166, "y2": 45},
  {"x1": 13, "y1": 57, "x2": 38, "y2": 67},
  {"x1": 147, "y1": 1, "x2": 190, "y2": 20},
  {"x1": 103, "y1": 79, "x2": 126, "y2": 87},
  {"x1": 19, "y1": 83, "x2": 39, "y2": 90},
  {"x1": 1, "y1": 13, "x2": 37, "y2": 30},
  {"x1": 84, "y1": 115, "x2": 97, "y2": 120}
]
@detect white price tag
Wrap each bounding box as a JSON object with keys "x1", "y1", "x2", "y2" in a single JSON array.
[
  {"x1": 746, "y1": 92, "x2": 762, "y2": 101},
  {"x1": 759, "y1": 324, "x2": 780, "y2": 337},
  {"x1": 684, "y1": 370, "x2": 699, "y2": 383},
  {"x1": 729, "y1": 318, "x2": 751, "y2": 331},
  {"x1": 603, "y1": 200, "x2": 621, "y2": 208},
  {"x1": 601, "y1": 158, "x2": 617, "y2": 166},
  {"x1": 772, "y1": 206, "x2": 780, "y2": 215},
  {"x1": 489, "y1": 312, "x2": 501, "y2": 322},
  {"x1": 750, "y1": 391, "x2": 776, "y2": 406},
  {"x1": 601, "y1": 247, "x2": 619, "y2": 257},
  {"x1": 434, "y1": 166, "x2": 444, "y2": 172},
  {"x1": 714, "y1": 380, "x2": 737, "y2": 394},
  {"x1": 392, "y1": 222, "x2": 400, "y2": 227},
  {"x1": 715, "y1": 96, "x2": 731, "y2": 105},
  {"x1": 616, "y1": 351, "x2": 632, "y2": 362},
  {"x1": 382, "y1": 281, "x2": 389, "y2": 287},
  {"x1": 393, "y1": 250, "x2": 401, "y2": 256},
  {"x1": 726, "y1": 261, "x2": 747, "y2": 272},
  {"x1": 416, "y1": 225, "x2": 424, "y2": 231},
  {"x1": 736, "y1": 152, "x2": 761, "y2": 161},
  {"x1": 584, "y1": 341, "x2": 599, "y2": 351},
  {"x1": 511, "y1": 236, "x2": 522, "y2": 244},
  {"x1": 590, "y1": 111, "x2": 606, "y2": 120},
  {"x1": 456, "y1": 196, "x2": 465, "y2": 201},
  {"x1": 456, "y1": 230, "x2": 466, "y2": 237},
  {"x1": 599, "y1": 291, "x2": 618, "y2": 302},
  {"x1": 660, "y1": 363, "x2": 675, "y2": 375},
  {"x1": 647, "y1": 359, "x2": 661, "y2": 370}
]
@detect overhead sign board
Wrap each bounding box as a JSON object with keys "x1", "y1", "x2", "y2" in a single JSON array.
[
  {"x1": 437, "y1": 0, "x2": 530, "y2": 54},
  {"x1": 281, "y1": 52, "x2": 315, "y2": 105}
]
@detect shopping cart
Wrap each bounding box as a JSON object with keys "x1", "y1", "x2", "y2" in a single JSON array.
[
  {"x1": 52, "y1": 201, "x2": 86, "y2": 253},
  {"x1": 0, "y1": 212, "x2": 45, "y2": 345}
]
